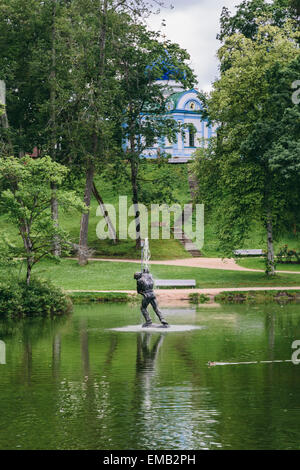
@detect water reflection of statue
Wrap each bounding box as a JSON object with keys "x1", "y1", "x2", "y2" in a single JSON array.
[
  {"x1": 133, "y1": 333, "x2": 165, "y2": 422},
  {"x1": 137, "y1": 333, "x2": 165, "y2": 373},
  {"x1": 134, "y1": 269, "x2": 169, "y2": 328}
]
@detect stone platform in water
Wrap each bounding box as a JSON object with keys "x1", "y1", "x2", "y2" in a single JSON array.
[{"x1": 109, "y1": 324, "x2": 205, "y2": 333}]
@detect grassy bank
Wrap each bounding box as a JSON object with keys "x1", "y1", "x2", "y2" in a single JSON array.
[
  {"x1": 215, "y1": 290, "x2": 300, "y2": 304},
  {"x1": 236, "y1": 257, "x2": 300, "y2": 272},
  {"x1": 4, "y1": 259, "x2": 300, "y2": 291},
  {"x1": 69, "y1": 291, "x2": 138, "y2": 303},
  {"x1": 0, "y1": 164, "x2": 191, "y2": 260},
  {"x1": 1, "y1": 162, "x2": 299, "y2": 260}
]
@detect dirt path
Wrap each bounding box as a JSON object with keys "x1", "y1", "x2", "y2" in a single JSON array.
[{"x1": 71, "y1": 257, "x2": 300, "y2": 274}]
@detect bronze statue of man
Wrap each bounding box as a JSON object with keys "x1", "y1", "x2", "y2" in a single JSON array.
[{"x1": 134, "y1": 268, "x2": 169, "y2": 328}]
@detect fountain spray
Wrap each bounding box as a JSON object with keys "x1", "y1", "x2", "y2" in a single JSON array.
[{"x1": 141, "y1": 238, "x2": 151, "y2": 272}]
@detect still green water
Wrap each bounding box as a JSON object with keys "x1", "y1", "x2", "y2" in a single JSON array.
[{"x1": 0, "y1": 302, "x2": 300, "y2": 450}]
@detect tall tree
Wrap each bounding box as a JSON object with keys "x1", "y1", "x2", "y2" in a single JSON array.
[
  {"x1": 0, "y1": 0, "x2": 189, "y2": 263},
  {"x1": 116, "y1": 23, "x2": 195, "y2": 247},
  {"x1": 55, "y1": 0, "x2": 170, "y2": 264},
  {"x1": 218, "y1": 0, "x2": 299, "y2": 42},
  {"x1": 194, "y1": 22, "x2": 300, "y2": 275},
  {"x1": 49, "y1": 0, "x2": 61, "y2": 256},
  {"x1": 0, "y1": 0, "x2": 73, "y2": 255},
  {"x1": 0, "y1": 155, "x2": 85, "y2": 285}
]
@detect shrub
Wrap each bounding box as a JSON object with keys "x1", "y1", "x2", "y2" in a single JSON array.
[
  {"x1": 276, "y1": 245, "x2": 300, "y2": 264},
  {"x1": 0, "y1": 282, "x2": 24, "y2": 315},
  {"x1": 0, "y1": 278, "x2": 72, "y2": 318},
  {"x1": 189, "y1": 293, "x2": 210, "y2": 304}
]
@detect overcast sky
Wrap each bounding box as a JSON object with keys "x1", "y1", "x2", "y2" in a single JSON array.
[{"x1": 147, "y1": 0, "x2": 239, "y2": 92}]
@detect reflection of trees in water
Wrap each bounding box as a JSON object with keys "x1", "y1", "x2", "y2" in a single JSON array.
[
  {"x1": 21, "y1": 341, "x2": 32, "y2": 385},
  {"x1": 132, "y1": 332, "x2": 221, "y2": 450},
  {"x1": 261, "y1": 309, "x2": 300, "y2": 445},
  {"x1": 0, "y1": 316, "x2": 69, "y2": 341},
  {"x1": 172, "y1": 338, "x2": 221, "y2": 449},
  {"x1": 55, "y1": 321, "x2": 120, "y2": 447},
  {"x1": 4, "y1": 305, "x2": 300, "y2": 450},
  {"x1": 266, "y1": 308, "x2": 300, "y2": 339},
  {"x1": 54, "y1": 329, "x2": 166, "y2": 448},
  {"x1": 80, "y1": 319, "x2": 90, "y2": 377},
  {"x1": 0, "y1": 316, "x2": 69, "y2": 383},
  {"x1": 9, "y1": 317, "x2": 67, "y2": 385},
  {"x1": 266, "y1": 312, "x2": 275, "y2": 360},
  {"x1": 52, "y1": 334, "x2": 61, "y2": 379}
]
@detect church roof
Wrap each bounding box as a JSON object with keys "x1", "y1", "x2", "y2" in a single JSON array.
[
  {"x1": 168, "y1": 91, "x2": 185, "y2": 108},
  {"x1": 168, "y1": 89, "x2": 200, "y2": 111}
]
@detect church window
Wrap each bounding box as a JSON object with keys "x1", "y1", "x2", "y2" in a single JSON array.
[{"x1": 189, "y1": 127, "x2": 195, "y2": 147}]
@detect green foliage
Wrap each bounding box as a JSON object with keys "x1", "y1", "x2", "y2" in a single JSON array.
[
  {"x1": 193, "y1": 20, "x2": 300, "y2": 271},
  {"x1": 0, "y1": 277, "x2": 72, "y2": 317},
  {"x1": 276, "y1": 245, "x2": 300, "y2": 263},
  {"x1": 0, "y1": 0, "x2": 59, "y2": 155},
  {"x1": 215, "y1": 289, "x2": 300, "y2": 304},
  {"x1": 192, "y1": 144, "x2": 265, "y2": 255},
  {"x1": 0, "y1": 155, "x2": 86, "y2": 283},
  {"x1": 138, "y1": 160, "x2": 190, "y2": 206},
  {"x1": 218, "y1": 0, "x2": 298, "y2": 43},
  {"x1": 0, "y1": 0, "x2": 196, "y2": 256},
  {"x1": 104, "y1": 159, "x2": 190, "y2": 206},
  {"x1": 189, "y1": 293, "x2": 210, "y2": 304}
]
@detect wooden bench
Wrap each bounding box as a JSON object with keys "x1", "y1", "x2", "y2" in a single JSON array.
[
  {"x1": 155, "y1": 279, "x2": 196, "y2": 288},
  {"x1": 234, "y1": 249, "x2": 264, "y2": 256}
]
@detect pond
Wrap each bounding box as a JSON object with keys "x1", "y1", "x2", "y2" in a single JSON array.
[{"x1": 0, "y1": 302, "x2": 300, "y2": 450}]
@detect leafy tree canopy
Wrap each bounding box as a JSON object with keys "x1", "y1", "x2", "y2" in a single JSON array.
[
  {"x1": 194, "y1": 21, "x2": 300, "y2": 273},
  {"x1": 0, "y1": 155, "x2": 86, "y2": 283}
]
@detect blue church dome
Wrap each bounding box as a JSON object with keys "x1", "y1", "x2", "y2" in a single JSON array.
[
  {"x1": 146, "y1": 52, "x2": 186, "y2": 81},
  {"x1": 158, "y1": 63, "x2": 186, "y2": 81}
]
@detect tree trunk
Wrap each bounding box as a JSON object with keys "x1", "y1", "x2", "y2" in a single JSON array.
[
  {"x1": 266, "y1": 211, "x2": 275, "y2": 276},
  {"x1": 78, "y1": 159, "x2": 95, "y2": 265},
  {"x1": 130, "y1": 155, "x2": 141, "y2": 249},
  {"x1": 51, "y1": 182, "x2": 61, "y2": 256},
  {"x1": 50, "y1": 0, "x2": 61, "y2": 256},
  {"x1": 19, "y1": 222, "x2": 34, "y2": 285},
  {"x1": 26, "y1": 262, "x2": 32, "y2": 286},
  {"x1": 92, "y1": 181, "x2": 118, "y2": 243},
  {"x1": 78, "y1": 0, "x2": 108, "y2": 265}
]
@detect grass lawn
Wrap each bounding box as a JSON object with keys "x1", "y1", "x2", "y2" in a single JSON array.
[
  {"x1": 82, "y1": 238, "x2": 190, "y2": 260},
  {"x1": 236, "y1": 257, "x2": 300, "y2": 272},
  {"x1": 5, "y1": 259, "x2": 300, "y2": 291},
  {"x1": 201, "y1": 221, "x2": 300, "y2": 258},
  {"x1": 1, "y1": 161, "x2": 299, "y2": 260},
  {"x1": 0, "y1": 164, "x2": 191, "y2": 260}
]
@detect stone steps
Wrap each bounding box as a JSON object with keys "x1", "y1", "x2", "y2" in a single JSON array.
[{"x1": 172, "y1": 169, "x2": 203, "y2": 257}]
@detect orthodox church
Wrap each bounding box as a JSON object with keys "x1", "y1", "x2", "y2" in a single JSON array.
[{"x1": 143, "y1": 70, "x2": 216, "y2": 163}]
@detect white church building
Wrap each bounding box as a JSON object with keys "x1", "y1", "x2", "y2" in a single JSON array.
[{"x1": 143, "y1": 77, "x2": 216, "y2": 163}]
